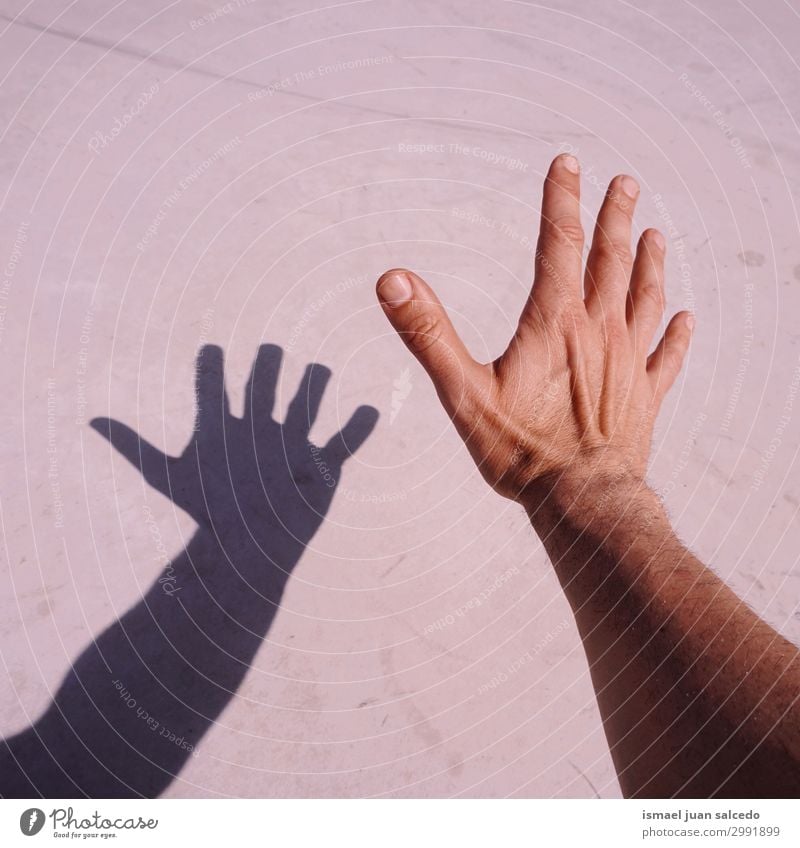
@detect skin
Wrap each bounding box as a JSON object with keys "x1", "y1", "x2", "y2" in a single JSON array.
[{"x1": 375, "y1": 154, "x2": 800, "y2": 798}]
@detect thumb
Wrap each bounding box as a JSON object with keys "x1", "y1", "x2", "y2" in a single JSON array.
[
  {"x1": 90, "y1": 417, "x2": 172, "y2": 498},
  {"x1": 376, "y1": 268, "x2": 481, "y2": 412}
]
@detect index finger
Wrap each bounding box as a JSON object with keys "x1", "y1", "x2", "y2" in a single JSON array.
[{"x1": 520, "y1": 154, "x2": 585, "y2": 329}]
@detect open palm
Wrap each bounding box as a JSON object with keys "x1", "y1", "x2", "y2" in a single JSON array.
[{"x1": 91, "y1": 344, "x2": 378, "y2": 553}]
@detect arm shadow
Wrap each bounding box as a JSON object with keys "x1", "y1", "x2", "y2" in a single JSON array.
[{"x1": 0, "y1": 344, "x2": 378, "y2": 798}]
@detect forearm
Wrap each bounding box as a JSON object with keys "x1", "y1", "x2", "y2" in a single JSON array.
[
  {"x1": 1, "y1": 530, "x2": 294, "y2": 798},
  {"x1": 526, "y1": 471, "x2": 800, "y2": 798}
]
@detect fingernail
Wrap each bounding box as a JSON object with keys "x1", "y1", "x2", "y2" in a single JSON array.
[
  {"x1": 561, "y1": 154, "x2": 579, "y2": 174},
  {"x1": 377, "y1": 271, "x2": 413, "y2": 307},
  {"x1": 686, "y1": 313, "x2": 695, "y2": 331},
  {"x1": 620, "y1": 175, "x2": 639, "y2": 198},
  {"x1": 651, "y1": 230, "x2": 665, "y2": 250}
]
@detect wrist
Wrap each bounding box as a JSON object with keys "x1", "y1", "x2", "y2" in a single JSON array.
[
  {"x1": 521, "y1": 462, "x2": 660, "y2": 528},
  {"x1": 522, "y1": 466, "x2": 680, "y2": 607}
]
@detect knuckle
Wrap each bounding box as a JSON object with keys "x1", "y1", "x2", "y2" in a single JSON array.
[
  {"x1": 404, "y1": 310, "x2": 443, "y2": 355},
  {"x1": 595, "y1": 238, "x2": 633, "y2": 268},
  {"x1": 453, "y1": 381, "x2": 486, "y2": 425},
  {"x1": 666, "y1": 351, "x2": 684, "y2": 374},
  {"x1": 636, "y1": 282, "x2": 665, "y2": 312},
  {"x1": 542, "y1": 214, "x2": 584, "y2": 248},
  {"x1": 613, "y1": 242, "x2": 634, "y2": 267},
  {"x1": 662, "y1": 336, "x2": 685, "y2": 364}
]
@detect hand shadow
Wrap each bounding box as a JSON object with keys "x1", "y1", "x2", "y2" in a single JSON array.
[{"x1": 0, "y1": 344, "x2": 378, "y2": 798}]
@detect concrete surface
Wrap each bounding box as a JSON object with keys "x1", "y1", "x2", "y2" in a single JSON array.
[{"x1": 1, "y1": 0, "x2": 799, "y2": 797}]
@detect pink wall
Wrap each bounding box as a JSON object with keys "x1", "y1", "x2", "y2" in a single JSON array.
[{"x1": 1, "y1": 0, "x2": 798, "y2": 797}]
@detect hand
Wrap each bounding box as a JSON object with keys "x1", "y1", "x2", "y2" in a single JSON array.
[
  {"x1": 376, "y1": 154, "x2": 693, "y2": 506},
  {"x1": 92, "y1": 344, "x2": 378, "y2": 547}
]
